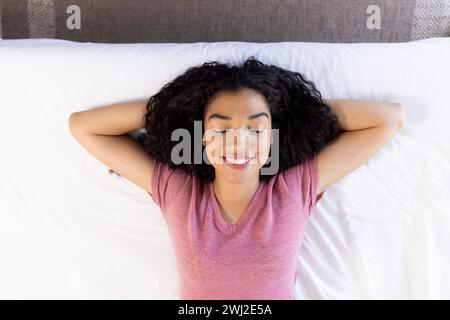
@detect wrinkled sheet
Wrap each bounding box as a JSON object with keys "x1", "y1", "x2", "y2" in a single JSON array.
[{"x1": 0, "y1": 38, "x2": 449, "y2": 299}]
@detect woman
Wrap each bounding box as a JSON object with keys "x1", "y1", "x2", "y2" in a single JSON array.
[{"x1": 68, "y1": 57, "x2": 405, "y2": 299}]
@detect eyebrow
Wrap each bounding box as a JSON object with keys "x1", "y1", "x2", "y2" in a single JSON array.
[{"x1": 208, "y1": 112, "x2": 269, "y2": 121}]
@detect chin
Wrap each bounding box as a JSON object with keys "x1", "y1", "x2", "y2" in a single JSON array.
[{"x1": 224, "y1": 167, "x2": 260, "y2": 181}]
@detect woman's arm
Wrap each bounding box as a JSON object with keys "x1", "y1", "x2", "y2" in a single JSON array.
[
  {"x1": 68, "y1": 100, "x2": 156, "y2": 195},
  {"x1": 69, "y1": 100, "x2": 147, "y2": 134},
  {"x1": 316, "y1": 99, "x2": 406, "y2": 195}
]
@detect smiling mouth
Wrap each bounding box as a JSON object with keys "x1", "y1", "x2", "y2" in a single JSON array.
[{"x1": 222, "y1": 156, "x2": 256, "y2": 165}]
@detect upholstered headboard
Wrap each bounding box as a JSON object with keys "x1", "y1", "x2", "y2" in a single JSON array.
[{"x1": 1, "y1": 0, "x2": 449, "y2": 43}]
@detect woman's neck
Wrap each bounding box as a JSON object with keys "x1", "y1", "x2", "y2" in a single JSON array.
[{"x1": 212, "y1": 174, "x2": 260, "y2": 222}]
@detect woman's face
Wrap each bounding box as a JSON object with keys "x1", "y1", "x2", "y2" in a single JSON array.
[{"x1": 203, "y1": 88, "x2": 272, "y2": 183}]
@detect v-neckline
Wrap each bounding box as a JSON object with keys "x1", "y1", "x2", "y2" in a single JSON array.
[{"x1": 209, "y1": 179, "x2": 264, "y2": 232}]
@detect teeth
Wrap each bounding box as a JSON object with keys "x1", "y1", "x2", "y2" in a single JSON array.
[{"x1": 225, "y1": 157, "x2": 251, "y2": 164}]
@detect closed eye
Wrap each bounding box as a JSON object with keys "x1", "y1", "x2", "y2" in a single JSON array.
[
  {"x1": 213, "y1": 128, "x2": 266, "y2": 134},
  {"x1": 213, "y1": 130, "x2": 227, "y2": 134},
  {"x1": 250, "y1": 129, "x2": 264, "y2": 134}
]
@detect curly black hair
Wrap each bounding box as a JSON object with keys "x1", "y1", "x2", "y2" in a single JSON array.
[{"x1": 137, "y1": 56, "x2": 342, "y2": 182}]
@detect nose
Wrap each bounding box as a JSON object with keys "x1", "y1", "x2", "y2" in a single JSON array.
[{"x1": 226, "y1": 128, "x2": 253, "y2": 158}]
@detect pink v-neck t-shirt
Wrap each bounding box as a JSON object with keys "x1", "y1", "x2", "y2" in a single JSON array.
[{"x1": 148, "y1": 154, "x2": 325, "y2": 300}]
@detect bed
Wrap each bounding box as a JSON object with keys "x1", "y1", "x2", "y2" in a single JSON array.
[
  {"x1": 2, "y1": 0, "x2": 450, "y2": 299},
  {"x1": 0, "y1": 36, "x2": 449, "y2": 299}
]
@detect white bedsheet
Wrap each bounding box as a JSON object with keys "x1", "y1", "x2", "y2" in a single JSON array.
[{"x1": 0, "y1": 38, "x2": 449, "y2": 299}]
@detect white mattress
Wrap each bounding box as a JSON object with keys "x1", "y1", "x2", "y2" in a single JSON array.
[{"x1": 0, "y1": 38, "x2": 449, "y2": 299}]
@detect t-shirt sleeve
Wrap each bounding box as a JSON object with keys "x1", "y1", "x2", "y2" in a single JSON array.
[
  {"x1": 302, "y1": 153, "x2": 325, "y2": 215},
  {"x1": 147, "y1": 158, "x2": 191, "y2": 211},
  {"x1": 281, "y1": 153, "x2": 325, "y2": 216}
]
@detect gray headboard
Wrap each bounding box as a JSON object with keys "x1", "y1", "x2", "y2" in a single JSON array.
[{"x1": 1, "y1": 0, "x2": 449, "y2": 43}]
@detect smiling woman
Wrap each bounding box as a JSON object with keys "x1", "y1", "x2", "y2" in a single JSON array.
[
  {"x1": 138, "y1": 57, "x2": 342, "y2": 183},
  {"x1": 69, "y1": 56, "x2": 345, "y2": 300}
]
